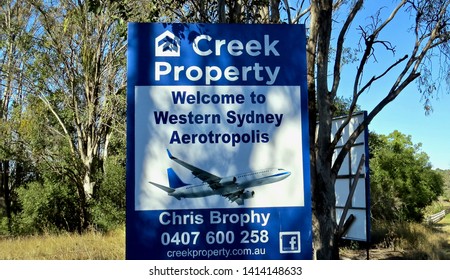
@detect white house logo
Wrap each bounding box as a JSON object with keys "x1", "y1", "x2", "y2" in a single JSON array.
[{"x1": 155, "y1": 30, "x2": 180, "y2": 57}]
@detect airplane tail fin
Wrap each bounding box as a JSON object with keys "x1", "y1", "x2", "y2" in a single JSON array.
[{"x1": 167, "y1": 168, "x2": 188, "y2": 189}]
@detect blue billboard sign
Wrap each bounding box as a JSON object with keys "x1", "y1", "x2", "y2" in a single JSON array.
[{"x1": 126, "y1": 23, "x2": 312, "y2": 260}]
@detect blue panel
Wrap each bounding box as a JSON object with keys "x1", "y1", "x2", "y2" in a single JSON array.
[{"x1": 127, "y1": 23, "x2": 311, "y2": 260}]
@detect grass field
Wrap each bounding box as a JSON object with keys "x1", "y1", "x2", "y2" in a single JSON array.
[
  {"x1": 341, "y1": 206, "x2": 450, "y2": 260},
  {"x1": 437, "y1": 212, "x2": 450, "y2": 258},
  {"x1": 1, "y1": 213, "x2": 449, "y2": 260},
  {"x1": 0, "y1": 227, "x2": 125, "y2": 260}
]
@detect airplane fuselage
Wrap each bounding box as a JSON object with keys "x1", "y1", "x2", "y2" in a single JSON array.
[
  {"x1": 150, "y1": 150, "x2": 291, "y2": 205},
  {"x1": 169, "y1": 168, "x2": 290, "y2": 199}
]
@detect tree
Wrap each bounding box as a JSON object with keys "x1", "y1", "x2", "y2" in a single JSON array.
[
  {"x1": 369, "y1": 130, "x2": 443, "y2": 222},
  {"x1": 25, "y1": 0, "x2": 130, "y2": 230},
  {"x1": 157, "y1": 0, "x2": 283, "y2": 23},
  {"x1": 20, "y1": 0, "x2": 162, "y2": 232},
  {"x1": 303, "y1": 0, "x2": 450, "y2": 259},
  {"x1": 435, "y1": 169, "x2": 450, "y2": 200},
  {"x1": 138, "y1": 0, "x2": 450, "y2": 259},
  {"x1": 0, "y1": 0, "x2": 39, "y2": 233}
]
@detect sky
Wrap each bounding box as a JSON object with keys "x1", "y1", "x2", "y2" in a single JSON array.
[
  {"x1": 334, "y1": 2, "x2": 450, "y2": 170},
  {"x1": 359, "y1": 82, "x2": 450, "y2": 170}
]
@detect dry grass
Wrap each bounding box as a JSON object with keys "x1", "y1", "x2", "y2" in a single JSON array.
[
  {"x1": 392, "y1": 222, "x2": 449, "y2": 259},
  {"x1": 436, "y1": 212, "x2": 450, "y2": 258},
  {"x1": 0, "y1": 227, "x2": 125, "y2": 260},
  {"x1": 342, "y1": 214, "x2": 450, "y2": 260},
  {"x1": 2, "y1": 215, "x2": 449, "y2": 260}
]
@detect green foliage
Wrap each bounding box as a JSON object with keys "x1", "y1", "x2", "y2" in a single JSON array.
[
  {"x1": 370, "y1": 131, "x2": 444, "y2": 222},
  {"x1": 15, "y1": 180, "x2": 81, "y2": 234},
  {"x1": 423, "y1": 200, "x2": 446, "y2": 216},
  {"x1": 0, "y1": 0, "x2": 173, "y2": 238},
  {"x1": 0, "y1": 217, "x2": 10, "y2": 235},
  {"x1": 90, "y1": 155, "x2": 125, "y2": 232},
  {"x1": 435, "y1": 169, "x2": 450, "y2": 200},
  {"x1": 332, "y1": 96, "x2": 361, "y2": 117}
]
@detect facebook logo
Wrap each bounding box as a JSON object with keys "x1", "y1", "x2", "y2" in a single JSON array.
[{"x1": 279, "y1": 232, "x2": 301, "y2": 254}]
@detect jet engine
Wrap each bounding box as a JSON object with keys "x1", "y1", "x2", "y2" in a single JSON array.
[
  {"x1": 240, "y1": 190, "x2": 255, "y2": 200},
  {"x1": 219, "y1": 176, "x2": 237, "y2": 185}
]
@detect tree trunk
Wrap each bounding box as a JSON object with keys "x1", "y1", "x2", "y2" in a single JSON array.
[
  {"x1": 0, "y1": 160, "x2": 12, "y2": 232},
  {"x1": 83, "y1": 167, "x2": 94, "y2": 198},
  {"x1": 308, "y1": 0, "x2": 340, "y2": 259},
  {"x1": 312, "y1": 167, "x2": 339, "y2": 259},
  {"x1": 74, "y1": 180, "x2": 89, "y2": 232},
  {"x1": 269, "y1": 0, "x2": 280, "y2": 23},
  {"x1": 230, "y1": 0, "x2": 243, "y2": 23}
]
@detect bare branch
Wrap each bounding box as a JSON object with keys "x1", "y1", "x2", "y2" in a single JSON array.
[
  {"x1": 331, "y1": 0, "x2": 363, "y2": 97},
  {"x1": 373, "y1": 0, "x2": 408, "y2": 35},
  {"x1": 282, "y1": 0, "x2": 292, "y2": 23},
  {"x1": 358, "y1": 54, "x2": 409, "y2": 96},
  {"x1": 292, "y1": 5, "x2": 310, "y2": 24},
  {"x1": 330, "y1": 54, "x2": 410, "y2": 153}
]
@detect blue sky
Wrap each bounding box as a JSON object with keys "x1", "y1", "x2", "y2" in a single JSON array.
[
  {"x1": 359, "y1": 82, "x2": 450, "y2": 170},
  {"x1": 334, "y1": 2, "x2": 450, "y2": 170}
]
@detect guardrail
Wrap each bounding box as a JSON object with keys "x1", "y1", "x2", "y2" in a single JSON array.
[{"x1": 425, "y1": 210, "x2": 446, "y2": 224}]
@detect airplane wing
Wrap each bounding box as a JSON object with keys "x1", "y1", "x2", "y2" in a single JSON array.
[
  {"x1": 166, "y1": 149, "x2": 222, "y2": 188},
  {"x1": 223, "y1": 190, "x2": 254, "y2": 206},
  {"x1": 226, "y1": 194, "x2": 245, "y2": 206}
]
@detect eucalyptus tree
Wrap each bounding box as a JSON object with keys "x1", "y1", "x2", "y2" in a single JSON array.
[
  {"x1": 301, "y1": 0, "x2": 450, "y2": 259},
  {"x1": 27, "y1": 0, "x2": 132, "y2": 229},
  {"x1": 157, "y1": 0, "x2": 283, "y2": 23},
  {"x1": 0, "y1": 0, "x2": 39, "y2": 232},
  {"x1": 154, "y1": 0, "x2": 450, "y2": 259}
]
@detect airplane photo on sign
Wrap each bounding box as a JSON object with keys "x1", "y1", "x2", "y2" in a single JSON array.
[{"x1": 150, "y1": 149, "x2": 291, "y2": 205}]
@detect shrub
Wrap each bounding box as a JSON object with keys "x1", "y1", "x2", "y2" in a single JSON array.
[
  {"x1": 15, "y1": 180, "x2": 81, "y2": 234},
  {"x1": 91, "y1": 156, "x2": 125, "y2": 232}
]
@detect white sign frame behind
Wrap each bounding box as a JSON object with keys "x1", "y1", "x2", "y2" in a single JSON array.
[{"x1": 332, "y1": 111, "x2": 371, "y2": 242}]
